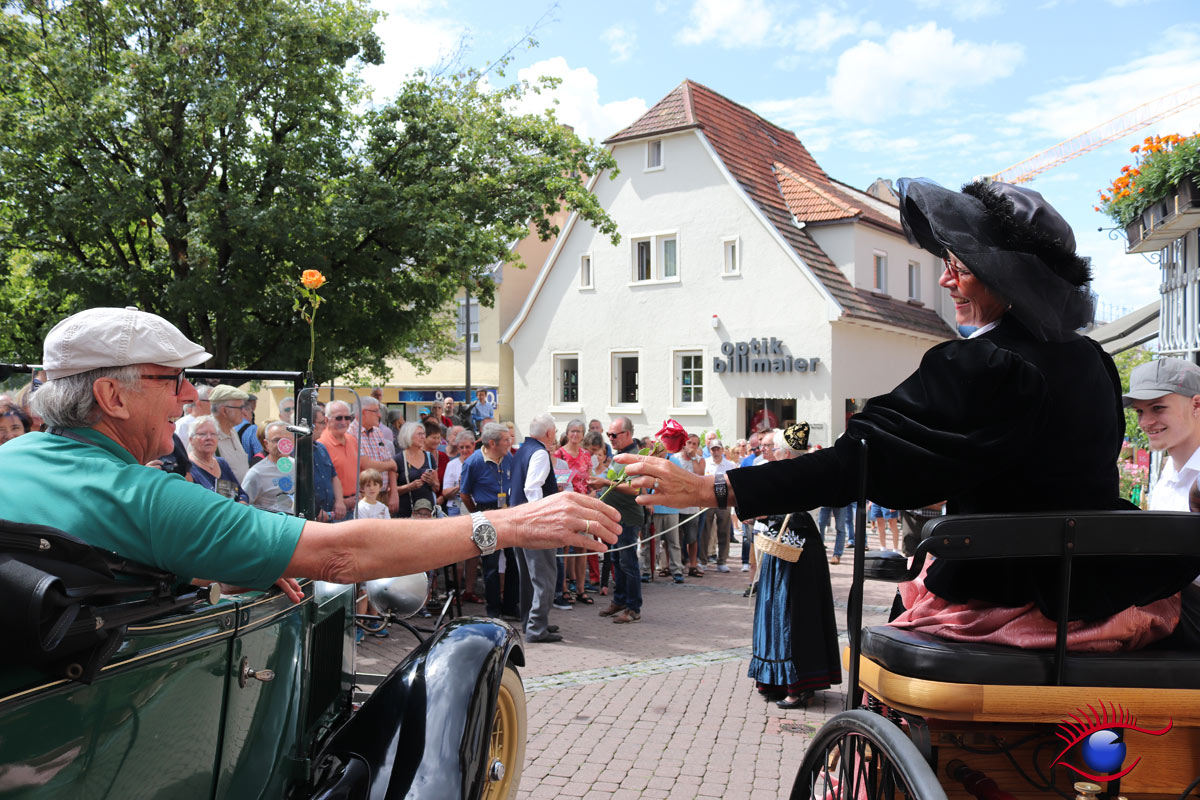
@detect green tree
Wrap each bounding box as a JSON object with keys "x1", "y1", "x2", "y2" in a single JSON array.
[
  {"x1": 1112, "y1": 345, "x2": 1154, "y2": 448},
  {"x1": 0, "y1": 0, "x2": 618, "y2": 379}
]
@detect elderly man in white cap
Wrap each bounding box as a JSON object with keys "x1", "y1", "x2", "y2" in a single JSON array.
[
  {"x1": 0, "y1": 307, "x2": 620, "y2": 601},
  {"x1": 208, "y1": 384, "x2": 252, "y2": 481}
]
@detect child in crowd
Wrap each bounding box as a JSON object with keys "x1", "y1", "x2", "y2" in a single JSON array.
[{"x1": 357, "y1": 469, "x2": 390, "y2": 521}]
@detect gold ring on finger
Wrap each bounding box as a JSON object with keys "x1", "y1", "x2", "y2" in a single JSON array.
[{"x1": 585, "y1": 520, "x2": 591, "y2": 535}]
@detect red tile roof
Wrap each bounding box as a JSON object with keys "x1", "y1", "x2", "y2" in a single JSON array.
[{"x1": 605, "y1": 80, "x2": 950, "y2": 340}]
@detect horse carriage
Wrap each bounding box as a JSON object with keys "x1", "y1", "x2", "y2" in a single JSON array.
[
  {"x1": 792, "y1": 453, "x2": 1200, "y2": 800},
  {"x1": 0, "y1": 368, "x2": 527, "y2": 800}
]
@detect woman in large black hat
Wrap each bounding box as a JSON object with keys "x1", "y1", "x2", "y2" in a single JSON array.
[{"x1": 621, "y1": 179, "x2": 1200, "y2": 647}]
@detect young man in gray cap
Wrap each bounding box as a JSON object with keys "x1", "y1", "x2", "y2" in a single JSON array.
[
  {"x1": 0, "y1": 307, "x2": 620, "y2": 603},
  {"x1": 1124, "y1": 356, "x2": 1200, "y2": 511}
]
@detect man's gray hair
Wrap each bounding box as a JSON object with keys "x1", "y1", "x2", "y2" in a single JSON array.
[
  {"x1": 263, "y1": 420, "x2": 289, "y2": 438},
  {"x1": 31, "y1": 365, "x2": 141, "y2": 428},
  {"x1": 480, "y1": 422, "x2": 508, "y2": 448},
  {"x1": 195, "y1": 385, "x2": 212, "y2": 401},
  {"x1": 456, "y1": 429, "x2": 476, "y2": 447},
  {"x1": 359, "y1": 395, "x2": 380, "y2": 411},
  {"x1": 529, "y1": 413, "x2": 555, "y2": 439},
  {"x1": 397, "y1": 420, "x2": 423, "y2": 449},
  {"x1": 326, "y1": 399, "x2": 350, "y2": 416},
  {"x1": 614, "y1": 415, "x2": 634, "y2": 435}
]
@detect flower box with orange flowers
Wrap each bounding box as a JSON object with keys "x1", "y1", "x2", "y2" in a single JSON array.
[{"x1": 1097, "y1": 133, "x2": 1200, "y2": 254}]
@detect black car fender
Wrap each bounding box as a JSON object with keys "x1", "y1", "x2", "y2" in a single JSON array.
[{"x1": 308, "y1": 617, "x2": 525, "y2": 800}]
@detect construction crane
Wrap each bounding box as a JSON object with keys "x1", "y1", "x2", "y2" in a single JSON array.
[{"x1": 989, "y1": 81, "x2": 1200, "y2": 185}]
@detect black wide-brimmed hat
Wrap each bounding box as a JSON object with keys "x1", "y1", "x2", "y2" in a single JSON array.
[{"x1": 896, "y1": 178, "x2": 1094, "y2": 341}]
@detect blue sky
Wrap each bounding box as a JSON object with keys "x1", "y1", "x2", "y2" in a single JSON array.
[{"x1": 363, "y1": 0, "x2": 1200, "y2": 318}]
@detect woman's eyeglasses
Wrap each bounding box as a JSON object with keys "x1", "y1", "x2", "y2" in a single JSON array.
[{"x1": 942, "y1": 257, "x2": 973, "y2": 280}]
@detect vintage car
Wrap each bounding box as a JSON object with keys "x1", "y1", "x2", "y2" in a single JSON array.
[{"x1": 0, "y1": 369, "x2": 527, "y2": 799}]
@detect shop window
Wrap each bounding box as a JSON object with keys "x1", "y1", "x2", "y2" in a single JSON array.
[
  {"x1": 612, "y1": 352, "x2": 639, "y2": 405},
  {"x1": 676, "y1": 351, "x2": 704, "y2": 405},
  {"x1": 646, "y1": 139, "x2": 663, "y2": 170},
  {"x1": 722, "y1": 237, "x2": 740, "y2": 276},
  {"x1": 554, "y1": 354, "x2": 579, "y2": 404},
  {"x1": 908, "y1": 260, "x2": 920, "y2": 301},
  {"x1": 873, "y1": 251, "x2": 888, "y2": 292},
  {"x1": 580, "y1": 254, "x2": 593, "y2": 289},
  {"x1": 631, "y1": 233, "x2": 680, "y2": 283},
  {"x1": 457, "y1": 299, "x2": 480, "y2": 350}
]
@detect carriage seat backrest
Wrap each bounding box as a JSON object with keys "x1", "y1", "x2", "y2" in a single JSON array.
[{"x1": 860, "y1": 510, "x2": 1200, "y2": 689}]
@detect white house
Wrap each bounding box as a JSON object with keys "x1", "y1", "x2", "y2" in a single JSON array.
[{"x1": 502, "y1": 80, "x2": 956, "y2": 445}]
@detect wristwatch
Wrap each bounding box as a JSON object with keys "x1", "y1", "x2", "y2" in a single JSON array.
[
  {"x1": 713, "y1": 472, "x2": 728, "y2": 510},
  {"x1": 470, "y1": 511, "x2": 498, "y2": 556}
]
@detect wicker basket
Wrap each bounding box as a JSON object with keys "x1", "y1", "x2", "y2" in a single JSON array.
[{"x1": 753, "y1": 514, "x2": 804, "y2": 563}]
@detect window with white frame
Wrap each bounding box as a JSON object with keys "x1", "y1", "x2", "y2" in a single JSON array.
[
  {"x1": 646, "y1": 139, "x2": 663, "y2": 170},
  {"x1": 612, "y1": 352, "x2": 639, "y2": 405},
  {"x1": 554, "y1": 353, "x2": 579, "y2": 404},
  {"x1": 722, "y1": 237, "x2": 740, "y2": 275},
  {"x1": 676, "y1": 351, "x2": 704, "y2": 405},
  {"x1": 660, "y1": 236, "x2": 677, "y2": 279},
  {"x1": 457, "y1": 299, "x2": 480, "y2": 349},
  {"x1": 873, "y1": 251, "x2": 888, "y2": 292},
  {"x1": 907, "y1": 260, "x2": 920, "y2": 301},
  {"x1": 580, "y1": 254, "x2": 593, "y2": 289},
  {"x1": 631, "y1": 233, "x2": 680, "y2": 283}
]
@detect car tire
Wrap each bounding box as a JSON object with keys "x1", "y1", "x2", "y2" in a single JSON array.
[{"x1": 482, "y1": 664, "x2": 527, "y2": 800}]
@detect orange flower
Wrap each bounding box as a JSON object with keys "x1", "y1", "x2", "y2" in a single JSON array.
[
  {"x1": 1094, "y1": 206, "x2": 1101, "y2": 212},
  {"x1": 1138, "y1": 188, "x2": 1145, "y2": 193},
  {"x1": 1121, "y1": 165, "x2": 1131, "y2": 173},
  {"x1": 1130, "y1": 145, "x2": 1140, "y2": 153},
  {"x1": 301, "y1": 270, "x2": 326, "y2": 290}
]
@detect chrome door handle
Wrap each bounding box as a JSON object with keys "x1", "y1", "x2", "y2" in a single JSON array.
[{"x1": 238, "y1": 656, "x2": 275, "y2": 688}]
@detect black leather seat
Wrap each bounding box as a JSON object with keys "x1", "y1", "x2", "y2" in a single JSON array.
[{"x1": 861, "y1": 625, "x2": 1200, "y2": 690}]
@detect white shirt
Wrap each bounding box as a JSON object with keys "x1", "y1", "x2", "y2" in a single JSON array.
[
  {"x1": 444, "y1": 456, "x2": 467, "y2": 515},
  {"x1": 242, "y1": 458, "x2": 294, "y2": 514},
  {"x1": 175, "y1": 414, "x2": 196, "y2": 442},
  {"x1": 968, "y1": 320, "x2": 1001, "y2": 339},
  {"x1": 524, "y1": 448, "x2": 551, "y2": 503},
  {"x1": 357, "y1": 498, "x2": 391, "y2": 520},
  {"x1": 216, "y1": 426, "x2": 250, "y2": 481},
  {"x1": 1149, "y1": 447, "x2": 1200, "y2": 512},
  {"x1": 705, "y1": 455, "x2": 734, "y2": 478}
]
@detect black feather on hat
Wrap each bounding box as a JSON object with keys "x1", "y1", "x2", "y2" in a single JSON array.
[{"x1": 896, "y1": 177, "x2": 1094, "y2": 342}]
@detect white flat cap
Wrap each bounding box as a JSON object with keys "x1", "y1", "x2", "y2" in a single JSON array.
[{"x1": 43, "y1": 307, "x2": 212, "y2": 380}]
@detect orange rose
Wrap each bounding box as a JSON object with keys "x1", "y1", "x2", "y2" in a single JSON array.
[{"x1": 301, "y1": 270, "x2": 326, "y2": 290}]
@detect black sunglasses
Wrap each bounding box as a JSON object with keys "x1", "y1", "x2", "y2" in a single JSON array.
[
  {"x1": 141, "y1": 372, "x2": 186, "y2": 395},
  {"x1": 331, "y1": 414, "x2": 355, "y2": 422}
]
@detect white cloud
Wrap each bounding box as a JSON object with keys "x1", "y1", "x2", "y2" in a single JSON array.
[
  {"x1": 826, "y1": 23, "x2": 1023, "y2": 123},
  {"x1": 677, "y1": 0, "x2": 773, "y2": 47},
  {"x1": 912, "y1": 0, "x2": 1002, "y2": 20},
  {"x1": 784, "y1": 9, "x2": 878, "y2": 53},
  {"x1": 509, "y1": 57, "x2": 649, "y2": 141},
  {"x1": 363, "y1": 1, "x2": 467, "y2": 100},
  {"x1": 1006, "y1": 28, "x2": 1200, "y2": 141},
  {"x1": 603, "y1": 25, "x2": 635, "y2": 62}
]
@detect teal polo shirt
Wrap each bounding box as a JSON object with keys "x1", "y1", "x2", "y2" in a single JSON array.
[{"x1": 0, "y1": 429, "x2": 304, "y2": 588}]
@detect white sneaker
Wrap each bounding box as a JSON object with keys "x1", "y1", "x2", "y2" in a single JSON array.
[
  {"x1": 740, "y1": 563, "x2": 750, "y2": 572},
  {"x1": 717, "y1": 564, "x2": 730, "y2": 573}
]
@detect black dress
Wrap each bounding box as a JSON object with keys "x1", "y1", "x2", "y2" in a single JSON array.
[
  {"x1": 748, "y1": 511, "x2": 841, "y2": 694},
  {"x1": 729, "y1": 316, "x2": 1200, "y2": 622}
]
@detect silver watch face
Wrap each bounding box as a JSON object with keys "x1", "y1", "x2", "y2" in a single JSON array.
[{"x1": 475, "y1": 524, "x2": 497, "y2": 548}]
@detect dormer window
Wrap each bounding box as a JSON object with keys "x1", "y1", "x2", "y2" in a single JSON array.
[{"x1": 646, "y1": 139, "x2": 663, "y2": 171}]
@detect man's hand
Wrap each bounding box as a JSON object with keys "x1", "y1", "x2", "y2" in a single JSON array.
[
  {"x1": 613, "y1": 452, "x2": 718, "y2": 511},
  {"x1": 386, "y1": 490, "x2": 399, "y2": 515},
  {"x1": 275, "y1": 577, "x2": 305, "y2": 604},
  {"x1": 500, "y1": 492, "x2": 621, "y2": 552}
]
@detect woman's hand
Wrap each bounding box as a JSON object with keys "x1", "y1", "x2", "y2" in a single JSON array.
[
  {"x1": 613, "y1": 452, "x2": 712, "y2": 510},
  {"x1": 497, "y1": 492, "x2": 621, "y2": 553}
]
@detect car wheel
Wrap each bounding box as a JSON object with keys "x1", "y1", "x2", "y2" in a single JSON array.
[{"x1": 481, "y1": 665, "x2": 527, "y2": 800}]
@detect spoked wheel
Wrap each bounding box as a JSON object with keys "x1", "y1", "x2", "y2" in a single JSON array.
[
  {"x1": 791, "y1": 710, "x2": 946, "y2": 800},
  {"x1": 481, "y1": 665, "x2": 527, "y2": 800}
]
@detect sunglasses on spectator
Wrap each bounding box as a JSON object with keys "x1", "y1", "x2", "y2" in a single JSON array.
[
  {"x1": 607, "y1": 431, "x2": 626, "y2": 439},
  {"x1": 141, "y1": 371, "x2": 187, "y2": 395},
  {"x1": 331, "y1": 415, "x2": 354, "y2": 422}
]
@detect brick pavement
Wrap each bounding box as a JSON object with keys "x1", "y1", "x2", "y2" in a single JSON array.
[{"x1": 357, "y1": 538, "x2": 899, "y2": 799}]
